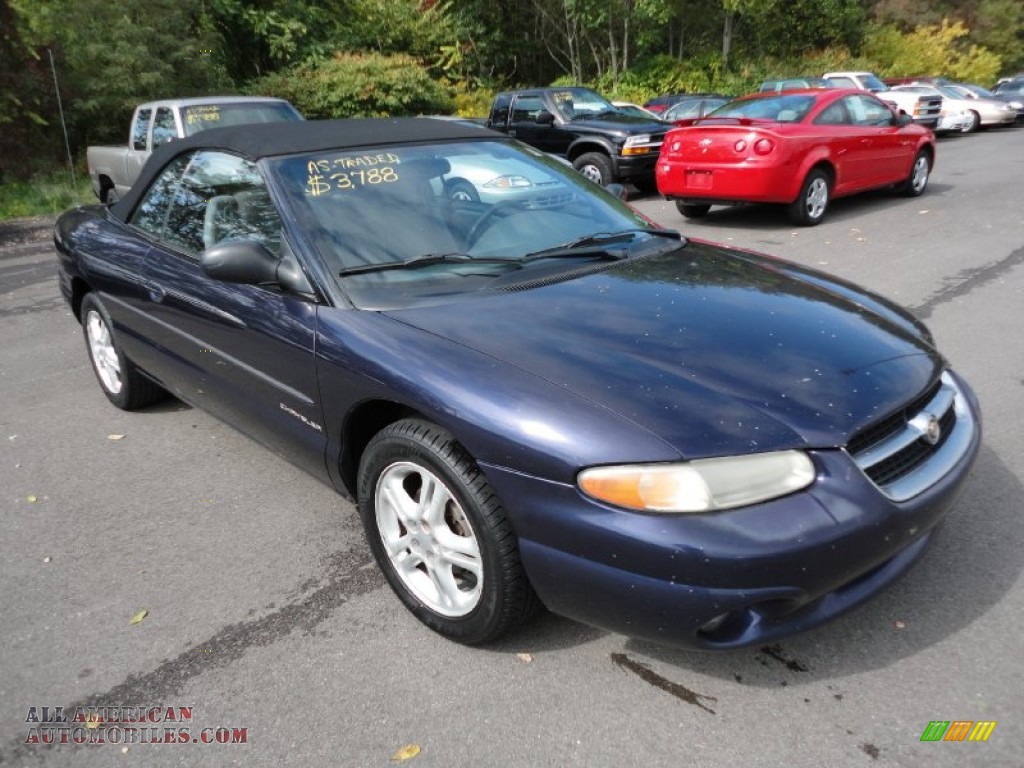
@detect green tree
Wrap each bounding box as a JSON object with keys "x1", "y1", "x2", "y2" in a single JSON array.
[
  {"x1": 864, "y1": 18, "x2": 1001, "y2": 82},
  {"x1": 251, "y1": 51, "x2": 454, "y2": 118},
  {"x1": 12, "y1": 0, "x2": 231, "y2": 149}
]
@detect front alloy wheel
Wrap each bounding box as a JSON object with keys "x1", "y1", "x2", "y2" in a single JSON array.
[
  {"x1": 899, "y1": 151, "x2": 930, "y2": 197},
  {"x1": 357, "y1": 418, "x2": 539, "y2": 644},
  {"x1": 374, "y1": 460, "x2": 482, "y2": 617}
]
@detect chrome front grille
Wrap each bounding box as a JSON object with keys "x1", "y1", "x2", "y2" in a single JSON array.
[{"x1": 846, "y1": 372, "x2": 975, "y2": 501}]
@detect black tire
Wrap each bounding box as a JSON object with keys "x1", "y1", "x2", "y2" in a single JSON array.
[
  {"x1": 898, "y1": 150, "x2": 931, "y2": 197},
  {"x1": 787, "y1": 168, "x2": 831, "y2": 226},
  {"x1": 80, "y1": 293, "x2": 165, "y2": 410},
  {"x1": 573, "y1": 152, "x2": 614, "y2": 186},
  {"x1": 357, "y1": 418, "x2": 540, "y2": 644},
  {"x1": 446, "y1": 179, "x2": 479, "y2": 202},
  {"x1": 632, "y1": 176, "x2": 659, "y2": 196},
  {"x1": 676, "y1": 202, "x2": 711, "y2": 219}
]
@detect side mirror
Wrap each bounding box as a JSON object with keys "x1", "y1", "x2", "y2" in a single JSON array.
[
  {"x1": 200, "y1": 240, "x2": 279, "y2": 284},
  {"x1": 535, "y1": 110, "x2": 556, "y2": 125},
  {"x1": 898, "y1": 112, "x2": 913, "y2": 126}
]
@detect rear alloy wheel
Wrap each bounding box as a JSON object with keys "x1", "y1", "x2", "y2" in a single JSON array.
[
  {"x1": 676, "y1": 202, "x2": 711, "y2": 219},
  {"x1": 573, "y1": 152, "x2": 614, "y2": 186},
  {"x1": 961, "y1": 111, "x2": 980, "y2": 133},
  {"x1": 357, "y1": 418, "x2": 539, "y2": 644},
  {"x1": 788, "y1": 169, "x2": 830, "y2": 226},
  {"x1": 898, "y1": 151, "x2": 930, "y2": 197},
  {"x1": 81, "y1": 293, "x2": 164, "y2": 409}
]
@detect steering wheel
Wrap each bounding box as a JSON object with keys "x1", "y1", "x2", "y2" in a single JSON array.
[{"x1": 466, "y1": 200, "x2": 527, "y2": 248}]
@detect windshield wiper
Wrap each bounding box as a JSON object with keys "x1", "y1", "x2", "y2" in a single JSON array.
[
  {"x1": 338, "y1": 253, "x2": 517, "y2": 277},
  {"x1": 522, "y1": 228, "x2": 681, "y2": 261}
]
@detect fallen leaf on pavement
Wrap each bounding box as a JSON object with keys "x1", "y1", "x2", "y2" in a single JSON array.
[
  {"x1": 130, "y1": 609, "x2": 149, "y2": 625},
  {"x1": 107, "y1": 434, "x2": 126, "y2": 441},
  {"x1": 26, "y1": 495, "x2": 37, "y2": 503},
  {"x1": 517, "y1": 653, "x2": 533, "y2": 663},
  {"x1": 391, "y1": 744, "x2": 421, "y2": 762}
]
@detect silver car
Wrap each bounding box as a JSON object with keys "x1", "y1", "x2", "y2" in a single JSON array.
[{"x1": 893, "y1": 84, "x2": 1016, "y2": 132}]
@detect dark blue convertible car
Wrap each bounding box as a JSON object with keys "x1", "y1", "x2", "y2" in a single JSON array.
[{"x1": 55, "y1": 118, "x2": 980, "y2": 649}]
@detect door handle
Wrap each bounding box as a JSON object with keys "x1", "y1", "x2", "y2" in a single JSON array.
[{"x1": 145, "y1": 282, "x2": 166, "y2": 302}]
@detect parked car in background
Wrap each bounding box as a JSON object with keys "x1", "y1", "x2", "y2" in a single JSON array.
[
  {"x1": 893, "y1": 84, "x2": 1016, "y2": 131},
  {"x1": 823, "y1": 71, "x2": 943, "y2": 128},
  {"x1": 485, "y1": 87, "x2": 668, "y2": 188},
  {"x1": 992, "y1": 79, "x2": 1024, "y2": 119},
  {"x1": 612, "y1": 101, "x2": 663, "y2": 121},
  {"x1": 657, "y1": 89, "x2": 935, "y2": 225},
  {"x1": 55, "y1": 117, "x2": 980, "y2": 650},
  {"x1": 87, "y1": 96, "x2": 302, "y2": 203},
  {"x1": 949, "y1": 83, "x2": 1024, "y2": 122},
  {"x1": 882, "y1": 76, "x2": 949, "y2": 87},
  {"x1": 662, "y1": 95, "x2": 731, "y2": 124},
  {"x1": 642, "y1": 93, "x2": 691, "y2": 114},
  {"x1": 760, "y1": 77, "x2": 832, "y2": 92}
]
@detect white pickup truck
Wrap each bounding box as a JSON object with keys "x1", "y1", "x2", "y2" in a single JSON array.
[
  {"x1": 87, "y1": 96, "x2": 302, "y2": 203},
  {"x1": 823, "y1": 72, "x2": 943, "y2": 129}
]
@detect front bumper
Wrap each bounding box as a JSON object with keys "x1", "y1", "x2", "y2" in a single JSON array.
[
  {"x1": 481, "y1": 373, "x2": 981, "y2": 649},
  {"x1": 612, "y1": 150, "x2": 661, "y2": 183}
]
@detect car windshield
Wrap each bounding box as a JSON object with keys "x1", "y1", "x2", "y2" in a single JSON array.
[
  {"x1": 183, "y1": 102, "x2": 301, "y2": 136},
  {"x1": 961, "y1": 84, "x2": 994, "y2": 97},
  {"x1": 938, "y1": 86, "x2": 966, "y2": 99},
  {"x1": 705, "y1": 94, "x2": 816, "y2": 122},
  {"x1": 267, "y1": 140, "x2": 670, "y2": 309},
  {"x1": 550, "y1": 88, "x2": 617, "y2": 120}
]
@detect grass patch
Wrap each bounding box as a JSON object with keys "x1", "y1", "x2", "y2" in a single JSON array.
[{"x1": 0, "y1": 171, "x2": 96, "y2": 221}]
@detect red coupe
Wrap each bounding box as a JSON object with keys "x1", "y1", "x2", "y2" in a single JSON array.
[{"x1": 656, "y1": 89, "x2": 936, "y2": 225}]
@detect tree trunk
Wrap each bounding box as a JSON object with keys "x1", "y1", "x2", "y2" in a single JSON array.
[{"x1": 722, "y1": 12, "x2": 733, "y2": 71}]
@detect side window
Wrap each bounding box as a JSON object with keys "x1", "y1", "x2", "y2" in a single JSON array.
[
  {"x1": 827, "y1": 76, "x2": 855, "y2": 88},
  {"x1": 848, "y1": 95, "x2": 892, "y2": 126},
  {"x1": 151, "y1": 107, "x2": 178, "y2": 149},
  {"x1": 158, "y1": 151, "x2": 282, "y2": 257},
  {"x1": 489, "y1": 94, "x2": 512, "y2": 128},
  {"x1": 814, "y1": 101, "x2": 849, "y2": 126},
  {"x1": 859, "y1": 96, "x2": 895, "y2": 126},
  {"x1": 130, "y1": 154, "x2": 191, "y2": 237},
  {"x1": 132, "y1": 109, "x2": 152, "y2": 151},
  {"x1": 511, "y1": 96, "x2": 544, "y2": 123}
]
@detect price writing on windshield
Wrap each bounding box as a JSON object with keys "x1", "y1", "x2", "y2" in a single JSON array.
[
  {"x1": 186, "y1": 106, "x2": 221, "y2": 125},
  {"x1": 305, "y1": 154, "x2": 402, "y2": 196}
]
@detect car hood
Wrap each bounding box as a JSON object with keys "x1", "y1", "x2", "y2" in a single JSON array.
[
  {"x1": 568, "y1": 113, "x2": 668, "y2": 135},
  {"x1": 385, "y1": 242, "x2": 942, "y2": 459}
]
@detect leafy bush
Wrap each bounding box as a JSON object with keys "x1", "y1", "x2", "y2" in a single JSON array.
[
  {"x1": 864, "y1": 20, "x2": 1002, "y2": 83},
  {"x1": 252, "y1": 52, "x2": 454, "y2": 118}
]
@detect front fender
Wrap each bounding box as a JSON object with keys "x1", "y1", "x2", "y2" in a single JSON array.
[{"x1": 566, "y1": 136, "x2": 617, "y2": 163}]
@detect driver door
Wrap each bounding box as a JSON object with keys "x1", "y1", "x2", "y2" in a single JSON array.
[{"x1": 127, "y1": 150, "x2": 329, "y2": 480}]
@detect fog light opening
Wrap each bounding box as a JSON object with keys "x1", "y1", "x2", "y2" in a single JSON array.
[{"x1": 698, "y1": 612, "x2": 731, "y2": 635}]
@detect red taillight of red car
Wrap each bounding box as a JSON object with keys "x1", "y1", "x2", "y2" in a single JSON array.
[{"x1": 753, "y1": 138, "x2": 775, "y2": 155}]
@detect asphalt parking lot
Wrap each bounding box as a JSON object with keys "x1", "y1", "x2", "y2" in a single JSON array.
[{"x1": 1, "y1": 126, "x2": 1022, "y2": 767}]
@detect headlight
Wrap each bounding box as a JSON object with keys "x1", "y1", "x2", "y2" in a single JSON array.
[
  {"x1": 578, "y1": 450, "x2": 815, "y2": 513},
  {"x1": 483, "y1": 174, "x2": 532, "y2": 189}
]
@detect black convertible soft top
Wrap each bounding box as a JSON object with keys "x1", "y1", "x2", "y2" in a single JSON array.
[{"x1": 111, "y1": 117, "x2": 501, "y2": 220}]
